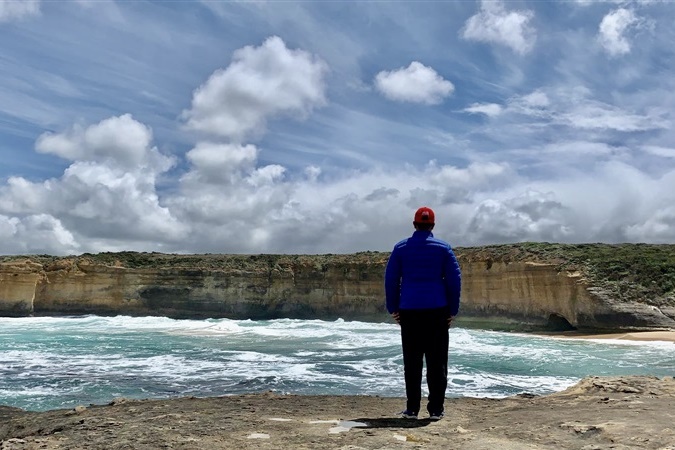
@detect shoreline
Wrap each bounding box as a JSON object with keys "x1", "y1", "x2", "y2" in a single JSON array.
[{"x1": 538, "y1": 330, "x2": 675, "y2": 343}]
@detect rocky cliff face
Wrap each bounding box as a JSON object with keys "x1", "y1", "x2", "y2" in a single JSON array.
[
  {"x1": 1, "y1": 254, "x2": 389, "y2": 322},
  {"x1": 0, "y1": 261, "x2": 42, "y2": 316},
  {"x1": 1, "y1": 248, "x2": 674, "y2": 331},
  {"x1": 459, "y1": 259, "x2": 674, "y2": 331}
]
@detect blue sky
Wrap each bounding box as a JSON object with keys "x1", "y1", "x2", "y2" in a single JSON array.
[{"x1": 1, "y1": 0, "x2": 674, "y2": 255}]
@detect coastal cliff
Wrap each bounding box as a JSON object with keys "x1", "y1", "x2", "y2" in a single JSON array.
[{"x1": 1, "y1": 243, "x2": 674, "y2": 331}]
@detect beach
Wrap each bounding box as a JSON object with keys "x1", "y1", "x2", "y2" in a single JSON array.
[{"x1": 552, "y1": 330, "x2": 675, "y2": 343}]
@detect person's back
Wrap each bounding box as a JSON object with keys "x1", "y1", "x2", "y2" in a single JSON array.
[
  {"x1": 384, "y1": 206, "x2": 461, "y2": 420},
  {"x1": 388, "y1": 231, "x2": 460, "y2": 313}
]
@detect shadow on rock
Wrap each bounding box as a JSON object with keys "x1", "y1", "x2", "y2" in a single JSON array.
[{"x1": 351, "y1": 417, "x2": 433, "y2": 429}]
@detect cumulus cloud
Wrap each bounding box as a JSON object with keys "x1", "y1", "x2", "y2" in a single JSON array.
[
  {"x1": 374, "y1": 62, "x2": 455, "y2": 105},
  {"x1": 625, "y1": 206, "x2": 675, "y2": 242},
  {"x1": 183, "y1": 36, "x2": 328, "y2": 141},
  {"x1": 598, "y1": 8, "x2": 642, "y2": 56},
  {"x1": 0, "y1": 116, "x2": 186, "y2": 252},
  {"x1": 461, "y1": 0, "x2": 536, "y2": 54},
  {"x1": 467, "y1": 192, "x2": 572, "y2": 244},
  {"x1": 2, "y1": 115, "x2": 675, "y2": 253},
  {"x1": 35, "y1": 114, "x2": 170, "y2": 169},
  {"x1": 1, "y1": 32, "x2": 674, "y2": 254},
  {"x1": 428, "y1": 161, "x2": 512, "y2": 190},
  {"x1": 364, "y1": 187, "x2": 399, "y2": 202},
  {"x1": 0, "y1": 0, "x2": 39, "y2": 22},
  {"x1": 0, "y1": 163, "x2": 185, "y2": 243},
  {"x1": 462, "y1": 160, "x2": 675, "y2": 245},
  {"x1": 0, "y1": 214, "x2": 78, "y2": 255},
  {"x1": 183, "y1": 142, "x2": 260, "y2": 185}
]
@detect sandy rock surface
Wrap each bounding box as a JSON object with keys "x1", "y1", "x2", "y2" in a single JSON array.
[{"x1": 1, "y1": 376, "x2": 674, "y2": 450}]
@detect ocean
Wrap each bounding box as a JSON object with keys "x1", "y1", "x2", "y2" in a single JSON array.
[{"x1": 1, "y1": 315, "x2": 674, "y2": 412}]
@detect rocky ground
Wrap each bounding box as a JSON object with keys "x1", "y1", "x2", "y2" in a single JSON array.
[{"x1": 1, "y1": 376, "x2": 674, "y2": 450}]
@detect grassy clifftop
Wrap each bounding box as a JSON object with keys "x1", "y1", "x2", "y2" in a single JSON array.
[{"x1": 3, "y1": 243, "x2": 674, "y2": 308}]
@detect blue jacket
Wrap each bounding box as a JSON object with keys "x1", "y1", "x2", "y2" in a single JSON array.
[{"x1": 385, "y1": 230, "x2": 461, "y2": 316}]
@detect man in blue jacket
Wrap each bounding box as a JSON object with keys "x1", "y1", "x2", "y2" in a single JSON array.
[{"x1": 385, "y1": 206, "x2": 461, "y2": 420}]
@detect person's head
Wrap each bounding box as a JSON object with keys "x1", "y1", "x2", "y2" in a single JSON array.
[{"x1": 413, "y1": 206, "x2": 435, "y2": 231}]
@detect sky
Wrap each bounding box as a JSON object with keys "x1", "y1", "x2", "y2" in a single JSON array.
[{"x1": 1, "y1": 0, "x2": 674, "y2": 255}]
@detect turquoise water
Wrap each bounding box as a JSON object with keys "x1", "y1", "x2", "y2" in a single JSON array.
[{"x1": 1, "y1": 315, "x2": 674, "y2": 412}]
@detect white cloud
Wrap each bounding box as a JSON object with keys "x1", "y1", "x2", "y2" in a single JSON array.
[
  {"x1": 2, "y1": 6, "x2": 675, "y2": 255},
  {"x1": 0, "y1": 0, "x2": 39, "y2": 22},
  {"x1": 572, "y1": 0, "x2": 660, "y2": 6},
  {"x1": 461, "y1": 0, "x2": 536, "y2": 55},
  {"x1": 73, "y1": 0, "x2": 112, "y2": 7},
  {"x1": 182, "y1": 142, "x2": 287, "y2": 189},
  {"x1": 625, "y1": 206, "x2": 675, "y2": 242},
  {"x1": 540, "y1": 141, "x2": 620, "y2": 158},
  {"x1": 613, "y1": 168, "x2": 675, "y2": 242},
  {"x1": 642, "y1": 146, "x2": 675, "y2": 158},
  {"x1": 428, "y1": 161, "x2": 512, "y2": 190},
  {"x1": 598, "y1": 8, "x2": 642, "y2": 56},
  {"x1": 164, "y1": 156, "x2": 521, "y2": 253},
  {"x1": 467, "y1": 192, "x2": 573, "y2": 243},
  {"x1": 0, "y1": 116, "x2": 186, "y2": 249},
  {"x1": 560, "y1": 102, "x2": 667, "y2": 131},
  {"x1": 518, "y1": 91, "x2": 551, "y2": 109},
  {"x1": 374, "y1": 61, "x2": 454, "y2": 105},
  {"x1": 183, "y1": 36, "x2": 328, "y2": 141},
  {"x1": 2, "y1": 118, "x2": 675, "y2": 253},
  {"x1": 463, "y1": 103, "x2": 503, "y2": 117},
  {"x1": 164, "y1": 139, "x2": 293, "y2": 251},
  {"x1": 4, "y1": 105, "x2": 673, "y2": 255},
  {"x1": 464, "y1": 161, "x2": 675, "y2": 245},
  {"x1": 503, "y1": 90, "x2": 552, "y2": 118},
  {"x1": 0, "y1": 162, "x2": 186, "y2": 243},
  {"x1": 35, "y1": 114, "x2": 172, "y2": 170},
  {"x1": 184, "y1": 142, "x2": 259, "y2": 185},
  {"x1": 485, "y1": 87, "x2": 670, "y2": 133},
  {"x1": 0, "y1": 214, "x2": 78, "y2": 255},
  {"x1": 304, "y1": 166, "x2": 322, "y2": 183}
]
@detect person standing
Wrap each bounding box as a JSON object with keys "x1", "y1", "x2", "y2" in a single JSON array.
[{"x1": 385, "y1": 206, "x2": 461, "y2": 420}]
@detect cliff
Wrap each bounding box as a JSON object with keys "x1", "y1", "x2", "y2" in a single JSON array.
[{"x1": 1, "y1": 243, "x2": 675, "y2": 332}]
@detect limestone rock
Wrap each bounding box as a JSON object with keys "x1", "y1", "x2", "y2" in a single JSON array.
[{"x1": 1, "y1": 247, "x2": 674, "y2": 332}]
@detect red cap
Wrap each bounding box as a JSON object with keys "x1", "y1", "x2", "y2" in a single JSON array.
[{"x1": 414, "y1": 206, "x2": 435, "y2": 224}]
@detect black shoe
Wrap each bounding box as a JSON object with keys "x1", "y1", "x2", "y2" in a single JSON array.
[
  {"x1": 429, "y1": 411, "x2": 444, "y2": 421},
  {"x1": 399, "y1": 409, "x2": 418, "y2": 419}
]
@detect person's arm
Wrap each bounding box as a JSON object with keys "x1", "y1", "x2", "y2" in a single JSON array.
[
  {"x1": 444, "y1": 247, "x2": 461, "y2": 324},
  {"x1": 384, "y1": 248, "x2": 402, "y2": 318}
]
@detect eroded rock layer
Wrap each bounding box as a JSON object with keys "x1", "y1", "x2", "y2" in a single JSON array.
[{"x1": 1, "y1": 245, "x2": 674, "y2": 331}]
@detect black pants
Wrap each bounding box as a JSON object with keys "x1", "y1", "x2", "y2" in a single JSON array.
[{"x1": 399, "y1": 307, "x2": 449, "y2": 414}]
